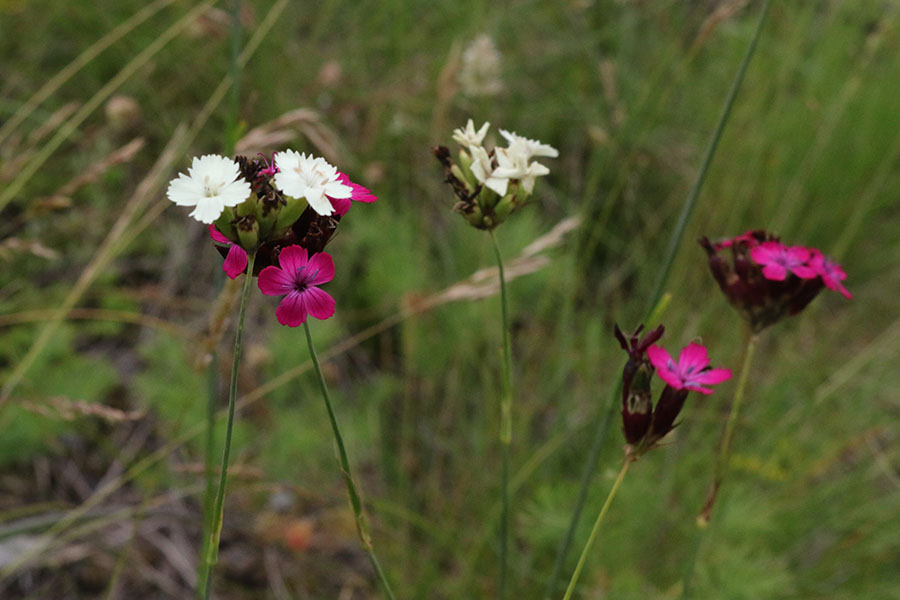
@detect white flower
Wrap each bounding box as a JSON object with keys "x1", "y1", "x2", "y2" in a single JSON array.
[
  {"x1": 499, "y1": 129, "x2": 558, "y2": 159},
  {"x1": 273, "y1": 150, "x2": 351, "y2": 216},
  {"x1": 459, "y1": 34, "x2": 503, "y2": 97},
  {"x1": 166, "y1": 154, "x2": 251, "y2": 224},
  {"x1": 452, "y1": 119, "x2": 490, "y2": 149},
  {"x1": 493, "y1": 147, "x2": 550, "y2": 194},
  {"x1": 469, "y1": 145, "x2": 509, "y2": 196}
]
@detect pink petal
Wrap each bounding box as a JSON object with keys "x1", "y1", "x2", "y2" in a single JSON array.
[
  {"x1": 304, "y1": 287, "x2": 336, "y2": 320},
  {"x1": 785, "y1": 246, "x2": 811, "y2": 263},
  {"x1": 677, "y1": 342, "x2": 710, "y2": 373},
  {"x1": 695, "y1": 367, "x2": 732, "y2": 386},
  {"x1": 277, "y1": 245, "x2": 310, "y2": 276},
  {"x1": 208, "y1": 224, "x2": 231, "y2": 244},
  {"x1": 275, "y1": 290, "x2": 309, "y2": 327},
  {"x1": 330, "y1": 196, "x2": 352, "y2": 216},
  {"x1": 656, "y1": 369, "x2": 686, "y2": 390},
  {"x1": 750, "y1": 243, "x2": 780, "y2": 265},
  {"x1": 684, "y1": 383, "x2": 715, "y2": 395},
  {"x1": 790, "y1": 264, "x2": 818, "y2": 279},
  {"x1": 306, "y1": 252, "x2": 335, "y2": 285},
  {"x1": 349, "y1": 181, "x2": 377, "y2": 203},
  {"x1": 646, "y1": 345, "x2": 673, "y2": 373},
  {"x1": 257, "y1": 265, "x2": 295, "y2": 296},
  {"x1": 761, "y1": 263, "x2": 788, "y2": 281},
  {"x1": 222, "y1": 244, "x2": 248, "y2": 279}
]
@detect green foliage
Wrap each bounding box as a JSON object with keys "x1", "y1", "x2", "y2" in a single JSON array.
[{"x1": 0, "y1": 0, "x2": 897, "y2": 598}]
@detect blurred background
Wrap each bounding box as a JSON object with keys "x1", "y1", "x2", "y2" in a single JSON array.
[{"x1": 0, "y1": 0, "x2": 897, "y2": 598}]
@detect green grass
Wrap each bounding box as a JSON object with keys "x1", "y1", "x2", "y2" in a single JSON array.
[{"x1": 0, "y1": 0, "x2": 897, "y2": 598}]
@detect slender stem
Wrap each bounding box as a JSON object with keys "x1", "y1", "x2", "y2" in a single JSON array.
[
  {"x1": 199, "y1": 251, "x2": 256, "y2": 600},
  {"x1": 647, "y1": 0, "x2": 772, "y2": 313},
  {"x1": 699, "y1": 332, "x2": 759, "y2": 523},
  {"x1": 489, "y1": 229, "x2": 514, "y2": 599},
  {"x1": 681, "y1": 332, "x2": 759, "y2": 599},
  {"x1": 303, "y1": 321, "x2": 397, "y2": 600},
  {"x1": 561, "y1": 459, "x2": 632, "y2": 600},
  {"x1": 544, "y1": 3, "x2": 771, "y2": 595}
]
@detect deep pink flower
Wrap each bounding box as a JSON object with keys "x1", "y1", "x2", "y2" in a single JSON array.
[
  {"x1": 208, "y1": 225, "x2": 249, "y2": 279},
  {"x1": 647, "y1": 342, "x2": 732, "y2": 395},
  {"x1": 750, "y1": 241, "x2": 817, "y2": 281},
  {"x1": 328, "y1": 172, "x2": 377, "y2": 217},
  {"x1": 809, "y1": 249, "x2": 851, "y2": 299},
  {"x1": 257, "y1": 245, "x2": 335, "y2": 327}
]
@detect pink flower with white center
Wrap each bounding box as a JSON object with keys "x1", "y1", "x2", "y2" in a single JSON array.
[
  {"x1": 809, "y1": 249, "x2": 852, "y2": 299},
  {"x1": 750, "y1": 241, "x2": 817, "y2": 281},
  {"x1": 257, "y1": 246, "x2": 335, "y2": 327},
  {"x1": 208, "y1": 225, "x2": 248, "y2": 279},
  {"x1": 328, "y1": 172, "x2": 377, "y2": 217},
  {"x1": 647, "y1": 342, "x2": 732, "y2": 395}
]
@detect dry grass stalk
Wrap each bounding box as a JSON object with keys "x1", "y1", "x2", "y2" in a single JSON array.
[
  {"x1": 235, "y1": 107, "x2": 343, "y2": 164},
  {"x1": 20, "y1": 396, "x2": 146, "y2": 423}
]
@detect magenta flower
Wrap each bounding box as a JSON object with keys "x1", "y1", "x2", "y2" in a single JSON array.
[
  {"x1": 328, "y1": 172, "x2": 377, "y2": 217},
  {"x1": 209, "y1": 225, "x2": 249, "y2": 279},
  {"x1": 809, "y1": 249, "x2": 851, "y2": 299},
  {"x1": 647, "y1": 342, "x2": 732, "y2": 395},
  {"x1": 750, "y1": 241, "x2": 817, "y2": 281},
  {"x1": 257, "y1": 245, "x2": 335, "y2": 327}
]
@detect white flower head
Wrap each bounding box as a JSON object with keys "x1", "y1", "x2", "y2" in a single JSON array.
[
  {"x1": 499, "y1": 129, "x2": 558, "y2": 159},
  {"x1": 452, "y1": 119, "x2": 490, "y2": 150},
  {"x1": 494, "y1": 147, "x2": 550, "y2": 194},
  {"x1": 166, "y1": 154, "x2": 251, "y2": 224},
  {"x1": 459, "y1": 34, "x2": 503, "y2": 97},
  {"x1": 469, "y1": 145, "x2": 509, "y2": 197},
  {"x1": 273, "y1": 150, "x2": 351, "y2": 216}
]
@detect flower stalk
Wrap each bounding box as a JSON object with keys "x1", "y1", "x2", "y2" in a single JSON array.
[
  {"x1": 561, "y1": 458, "x2": 633, "y2": 600},
  {"x1": 199, "y1": 250, "x2": 256, "y2": 599},
  {"x1": 698, "y1": 332, "x2": 760, "y2": 524},
  {"x1": 490, "y1": 229, "x2": 514, "y2": 599},
  {"x1": 303, "y1": 321, "x2": 397, "y2": 600}
]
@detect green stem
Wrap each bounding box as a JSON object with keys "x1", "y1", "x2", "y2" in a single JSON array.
[
  {"x1": 681, "y1": 332, "x2": 759, "y2": 599},
  {"x1": 544, "y1": 3, "x2": 771, "y2": 595},
  {"x1": 699, "y1": 332, "x2": 759, "y2": 523},
  {"x1": 489, "y1": 229, "x2": 513, "y2": 599},
  {"x1": 561, "y1": 459, "x2": 632, "y2": 600},
  {"x1": 303, "y1": 321, "x2": 397, "y2": 600},
  {"x1": 199, "y1": 250, "x2": 256, "y2": 600}
]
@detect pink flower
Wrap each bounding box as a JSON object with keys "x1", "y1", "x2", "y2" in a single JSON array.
[
  {"x1": 328, "y1": 173, "x2": 377, "y2": 217},
  {"x1": 257, "y1": 245, "x2": 335, "y2": 326},
  {"x1": 717, "y1": 230, "x2": 762, "y2": 250},
  {"x1": 750, "y1": 241, "x2": 817, "y2": 281},
  {"x1": 647, "y1": 342, "x2": 732, "y2": 395},
  {"x1": 809, "y1": 249, "x2": 851, "y2": 299},
  {"x1": 209, "y1": 225, "x2": 249, "y2": 279}
]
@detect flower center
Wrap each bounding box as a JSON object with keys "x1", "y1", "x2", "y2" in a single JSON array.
[{"x1": 202, "y1": 175, "x2": 224, "y2": 198}]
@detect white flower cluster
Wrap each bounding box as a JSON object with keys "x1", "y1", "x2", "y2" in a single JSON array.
[
  {"x1": 166, "y1": 151, "x2": 353, "y2": 224},
  {"x1": 452, "y1": 119, "x2": 557, "y2": 197}
]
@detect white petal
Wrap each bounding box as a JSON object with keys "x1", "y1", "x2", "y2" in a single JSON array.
[{"x1": 306, "y1": 191, "x2": 334, "y2": 216}]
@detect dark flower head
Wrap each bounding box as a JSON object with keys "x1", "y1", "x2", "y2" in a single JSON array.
[
  {"x1": 615, "y1": 324, "x2": 665, "y2": 446},
  {"x1": 700, "y1": 230, "x2": 850, "y2": 332}
]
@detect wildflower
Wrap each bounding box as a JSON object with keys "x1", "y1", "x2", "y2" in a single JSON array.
[
  {"x1": 452, "y1": 119, "x2": 490, "y2": 149},
  {"x1": 647, "y1": 343, "x2": 732, "y2": 395},
  {"x1": 458, "y1": 34, "x2": 503, "y2": 97},
  {"x1": 615, "y1": 325, "x2": 731, "y2": 454},
  {"x1": 433, "y1": 120, "x2": 556, "y2": 229},
  {"x1": 499, "y1": 129, "x2": 560, "y2": 160},
  {"x1": 749, "y1": 242, "x2": 817, "y2": 281},
  {"x1": 166, "y1": 154, "x2": 251, "y2": 224},
  {"x1": 700, "y1": 230, "x2": 850, "y2": 332},
  {"x1": 209, "y1": 225, "x2": 248, "y2": 279},
  {"x1": 257, "y1": 245, "x2": 335, "y2": 327},
  {"x1": 274, "y1": 151, "x2": 352, "y2": 216},
  {"x1": 809, "y1": 249, "x2": 852, "y2": 299}
]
